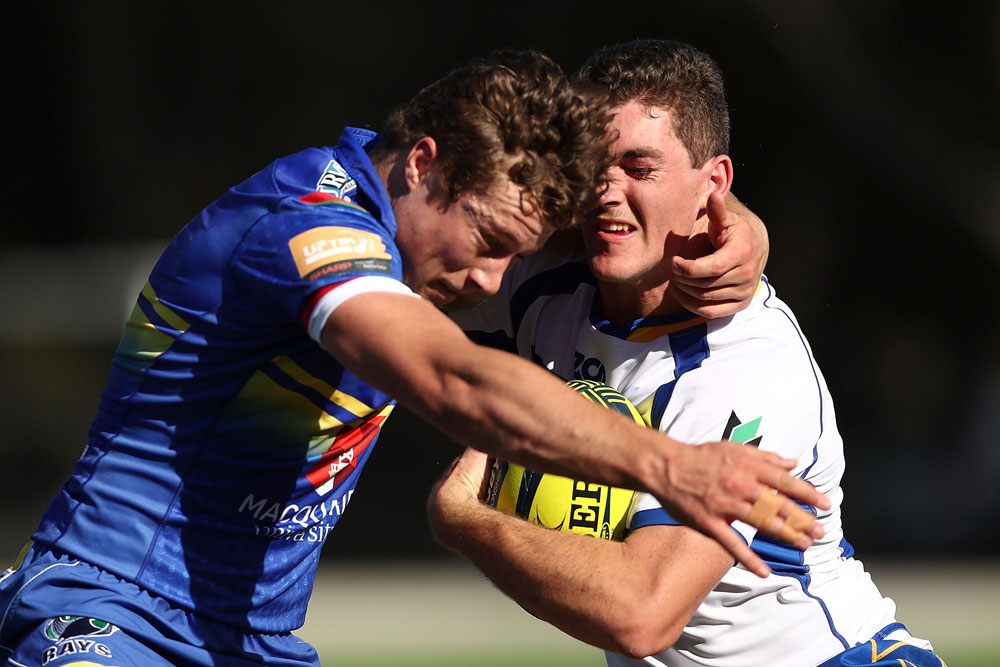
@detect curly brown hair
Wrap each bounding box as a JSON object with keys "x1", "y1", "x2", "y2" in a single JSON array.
[
  {"x1": 576, "y1": 40, "x2": 730, "y2": 167},
  {"x1": 379, "y1": 50, "x2": 612, "y2": 229}
]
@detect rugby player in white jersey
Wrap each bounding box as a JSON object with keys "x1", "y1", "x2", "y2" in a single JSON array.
[{"x1": 429, "y1": 40, "x2": 945, "y2": 667}]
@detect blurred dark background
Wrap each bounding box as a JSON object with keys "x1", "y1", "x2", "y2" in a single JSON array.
[{"x1": 2, "y1": 1, "x2": 997, "y2": 565}]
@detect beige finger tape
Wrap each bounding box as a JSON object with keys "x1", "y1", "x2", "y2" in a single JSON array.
[
  {"x1": 777, "y1": 505, "x2": 814, "y2": 544},
  {"x1": 746, "y1": 490, "x2": 785, "y2": 529}
]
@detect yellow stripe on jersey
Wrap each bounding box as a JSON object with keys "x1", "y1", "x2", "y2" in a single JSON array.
[
  {"x1": 626, "y1": 316, "x2": 708, "y2": 343},
  {"x1": 624, "y1": 280, "x2": 764, "y2": 344},
  {"x1": 119, "y1": 302, "x2": 176, "y2": 360},
  {"x1": 271, "y1": 356, "x2": 374, "y2": 419},
  {"x1": 870, "y1": 639, "x2": 909, "y2": 662},
  {"x1": 633, "y1": 394, "x2": 656, "y2": 428},
  {"x1": 141, "y1": 281, "x2": 191, "y2": 333},
  {"x1": 8, "y1": 540, "x2": 32, "y2": 571},
  {"x1": 233, "y1": 369, "x2": 346, "y2": 435}
]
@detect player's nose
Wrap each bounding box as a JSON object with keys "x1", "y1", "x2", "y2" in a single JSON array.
[{"x1": 466, "y1": 258, "x2": 507, "y2": 296}]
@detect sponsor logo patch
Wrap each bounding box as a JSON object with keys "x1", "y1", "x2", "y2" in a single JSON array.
[
  {"x1": 288, "y1": 226, "x2": 392, "y2": 281},
  {"x1": 573, "y1": 351, "x2": 607, "y2": 383},
  {"x1": 722, "y1": 411, "x2": 763, "y2": 447},
  {"x1": 40, "y1": 616, "x2": 117, "y2": 665},
  {"x1": 316, "y1": 159, "x2": 357, "y2": 200}
]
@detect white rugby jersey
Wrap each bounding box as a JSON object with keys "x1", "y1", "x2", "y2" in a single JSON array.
[{"x1": 450, "y1": 240, "x2": 904, "y2": 667}]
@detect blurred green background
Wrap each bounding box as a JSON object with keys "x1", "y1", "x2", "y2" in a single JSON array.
[{"x1": 2, "y1": 0, "x2": 998, "y2": 663}]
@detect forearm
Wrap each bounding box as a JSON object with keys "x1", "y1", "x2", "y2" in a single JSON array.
[
  {"x1": 430, "y1": 493, "x2": 664, "y2": 656},
  {"x1": 323, "y1": 292, "x2": 674, "y2": 490},
  {"x1": 326, "y1": 291, "x2": 830, "y2": 578}
]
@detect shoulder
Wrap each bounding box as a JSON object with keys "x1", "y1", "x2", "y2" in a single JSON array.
[{"x1": 663, "y1": 279, "x2": 833, "y2": 450}]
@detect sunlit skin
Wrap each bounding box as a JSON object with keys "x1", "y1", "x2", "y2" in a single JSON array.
[
  {"x1": 380, "y1": 137, "x2": 552, "y2": 307},
  {"x1": 584, "y1": 101, "x2": 732, "y2": 325}
]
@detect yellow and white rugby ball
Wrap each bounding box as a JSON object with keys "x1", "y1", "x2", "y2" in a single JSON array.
[{"x1": 484, "y1": 380, "x2": 643, "y2": 541}]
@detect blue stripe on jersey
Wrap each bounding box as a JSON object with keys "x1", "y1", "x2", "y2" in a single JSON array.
[
  {"x1": 839, "y1": 537, "x2": 855, "y2": 559},
  {"x1": 780, "y1": 569, "x2": 851, "y2": 649},
  {"x1": 510, "y1": 262, "x2": 596, "y2": 338},
  {"x1": 589, "y1": 309, "x2": 698, "y2": 338},
  {"x1": 649, "y1": 323, "x2": 710, "y2": 430},
  {"x1": 630, "y1": 507, "x2": 682, "y2": 529}
]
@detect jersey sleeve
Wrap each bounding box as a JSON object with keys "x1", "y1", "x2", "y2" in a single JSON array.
[
  {"x1": 627, "y1": 330, "x2": 827, "y2": 544},
  {"x1": 230, "y1": 200, "x2": 405, "y2": 327}
]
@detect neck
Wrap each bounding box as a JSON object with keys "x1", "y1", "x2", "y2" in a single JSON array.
[
  {"x1": 370, "y1": 148, "x2": 406, "y2": 204},
  {"x1": 596, "y1": 279, "x2": 685, "y2": 326}
]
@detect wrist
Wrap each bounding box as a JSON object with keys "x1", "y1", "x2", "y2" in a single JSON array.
[{"x1": 428, "y1": 485, "x2": 488, "y2": 550}]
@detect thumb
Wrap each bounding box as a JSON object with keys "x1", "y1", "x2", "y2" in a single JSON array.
[{"x1": 706, "y1": 190, "x2": 734, "y2": 249}]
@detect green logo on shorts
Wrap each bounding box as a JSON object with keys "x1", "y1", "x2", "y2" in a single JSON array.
[{"x1": 43, "y1": 615, "x2": 115, "y2": 640}]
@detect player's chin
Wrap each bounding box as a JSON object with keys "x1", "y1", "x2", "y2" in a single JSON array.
[
  {"x1": 426, "y1": 294, "x2": 453, "y2": 308},
  {"x1": 421, "y1": 283, "x2": 458, "y2": 307}
]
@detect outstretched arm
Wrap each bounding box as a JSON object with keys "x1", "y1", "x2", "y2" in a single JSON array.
[
  {"x1": 428, "y1": 449, "x2": 733, "y2": 657},
  {"x1": 671, "y1": 192, "x2": 769, "y2": 319},
  {"x1": 323, "y1": 291, "x2": 827, "y2": 577}
]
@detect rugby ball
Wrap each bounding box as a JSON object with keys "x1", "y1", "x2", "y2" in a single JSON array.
[{"x1": 484, "y1": 380, "x2": 643, "y2": 541}]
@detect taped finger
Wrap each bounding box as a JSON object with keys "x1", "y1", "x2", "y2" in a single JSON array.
[{"x1": 745, "y1": 489, "x2": 785, "y2": 530}]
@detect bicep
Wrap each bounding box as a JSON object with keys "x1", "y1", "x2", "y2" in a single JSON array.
[{"x1": 319, "y1": 290, "x2": 477, "y2": 406}]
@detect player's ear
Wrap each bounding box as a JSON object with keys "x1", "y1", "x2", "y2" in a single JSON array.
[
  {"x1": 700, "y1": 154, "x2": 733, "y2": 206},
  {"x1": 404, "y1": 137, "x2": 438, "y2": 191}
]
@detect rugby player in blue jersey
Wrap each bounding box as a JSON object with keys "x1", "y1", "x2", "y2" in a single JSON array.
[
  {"x1": 0, "y1": 50, "x2": 826, "y2": 666},
  {"x1": 430, "y1": 41, "x2": 944, "y2": 667}
]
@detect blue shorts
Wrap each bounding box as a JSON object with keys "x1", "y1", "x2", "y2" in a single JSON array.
[
  {"x1": 0, "y1": 546, "x2": 319, "y2": 667},
  {"x1": 817, "y1": 623, "x2": 947, "y2": 667}
]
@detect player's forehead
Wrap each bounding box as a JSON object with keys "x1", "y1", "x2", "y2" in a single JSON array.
[
  {"x1": 607, "y1": 100, "x2": 681, "y2": 159},
  {"x1": 463, "y1": 177, "x2": 551, "y2": 252}
]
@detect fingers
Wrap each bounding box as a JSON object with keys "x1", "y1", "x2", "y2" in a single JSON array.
[
  {"x1": 671, "y1": 190, "x2": 764, "y2": 316},
  {"x1": 705, "y1": 190, "x2": 733, "y2": 237},
  {"x1": 670, "y1": 285, "x2": 753, "y2": 320},
  {"x1": 672, "y1": 248, "x2": 751, "y2": 284},
  {"x1": 454, "y1": 448, "x2": 490, "y2": 494},
  {"x1": 437, "y1": 448, "x2": 490, "y2": 501},
  {"x1": 746, "y1": 488, "x2": 785, "y2": 528},
  {"x1": 774, "y1": 501, "x2": 820, "y2": 544},
  {"x1": 746, "y1": 490, "x2": 822, "y2": 550},
  {"x1": 670, "y1": 249, "x2": 758, "y2": 319},
  {"x1": 705, "y1": 517, "x2": 771, "y2": 578},
  {"x1": 762, "y1": 466, "x2": 831, "y2": 511}
]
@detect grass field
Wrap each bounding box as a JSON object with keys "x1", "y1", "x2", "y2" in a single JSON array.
[
  {"x1": 321, "y1": 650, "x2": 995, "y2": 666},
  {"x1": 301, "y1": 558, "x2": 999, "y2": 666}
]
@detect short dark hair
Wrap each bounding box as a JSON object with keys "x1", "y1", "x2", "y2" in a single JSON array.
[
  {"x1": 576, "y1": 40, "x2": 729, "y2": 166},
  {"x1": 380, "y1": 50, "x2": 612, "y2": 229}
]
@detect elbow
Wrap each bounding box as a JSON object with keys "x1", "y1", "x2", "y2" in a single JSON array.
[
  {"x1": 611, "y1": 627, "x2": 680, "y2": 660},
  {"x1": 604, "y1": 604, "x2": 683, "y2": 659}
]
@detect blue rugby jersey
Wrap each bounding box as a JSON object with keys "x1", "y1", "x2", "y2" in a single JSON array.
[{"x1": 31, "y1": 128, "x2": 401, "y2": 632}]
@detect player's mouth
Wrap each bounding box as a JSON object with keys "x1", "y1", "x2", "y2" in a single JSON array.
[
  {"x1": 593, "y1": 217, "x2": 636, "y2": 241},
  {"x1": 425, "y1": 280, "x2": 460, "y2": 306}
]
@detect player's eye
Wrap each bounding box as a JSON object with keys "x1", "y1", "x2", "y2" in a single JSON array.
[{"x1": 623, "y1": 166, "x2": 653, "y2": 179}]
